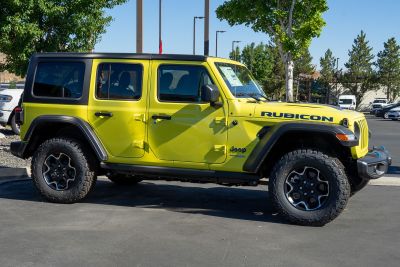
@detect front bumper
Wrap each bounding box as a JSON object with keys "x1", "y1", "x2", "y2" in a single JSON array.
[{"x1": 357, "y1": 146, "x2": 391, "y2": 180}]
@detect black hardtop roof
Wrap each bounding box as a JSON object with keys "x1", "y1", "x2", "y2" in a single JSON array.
[{"x1": 32, "y1": 52, "x2": 207, "y2": 61}]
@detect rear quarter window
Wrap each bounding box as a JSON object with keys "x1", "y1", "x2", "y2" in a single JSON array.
[{"x1": 33, "y1": 62, "x2": 85, "y2": 99}]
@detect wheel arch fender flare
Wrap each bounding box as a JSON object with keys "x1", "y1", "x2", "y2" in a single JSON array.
[
  {"x1": 243, "y1": 122, "x2": 358, "y2": 173},
  {"x1": 22, "y1": 115, "x2": 107, "y2": 161}
]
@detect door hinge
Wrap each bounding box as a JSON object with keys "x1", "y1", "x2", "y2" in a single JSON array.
[
  {"x1": 214, "y1": 117, "x2": 227, "y2": 126},
  {"x1": 133, "y1": 140, "x2": 145, "y2": 149},
  {"x1": 134, "y1": 113, "x2": 146, "y2": 122},
  {"x1": 213, "y1": 145, "x2": 226, "y2": 154}
]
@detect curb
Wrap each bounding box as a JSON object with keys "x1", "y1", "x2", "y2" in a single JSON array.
[
  {"x1": 0, "y1": 167, "x2": 30, "y2": 179},
  {"x1": 369, "y1": 176, "x2": 400, "y2": 187}
]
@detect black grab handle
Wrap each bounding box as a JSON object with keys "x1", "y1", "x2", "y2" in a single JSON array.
[
  {"x1": 95, "y1": 112, "x2": 113, "y2": 117},
  {"x1": 151, "y1": 115, "x2": 172, "y2": 120}
]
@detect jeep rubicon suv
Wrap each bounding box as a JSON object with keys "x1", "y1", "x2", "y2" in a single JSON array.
[{"x1": 11, "y1": 53, "x2": 391, "y2": 226}]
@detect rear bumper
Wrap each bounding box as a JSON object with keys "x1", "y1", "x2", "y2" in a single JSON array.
[
  {"x1": 0, "y1": 110, "x2": 11, "y2": 124},
  {"x1": 357, "y1": 146, "x2": 391, "y2": 180}
]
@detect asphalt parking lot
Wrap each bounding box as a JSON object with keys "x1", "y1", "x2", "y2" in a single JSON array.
[{"x1": 0, "y1": 115, "x2": 399, "y2": 267}]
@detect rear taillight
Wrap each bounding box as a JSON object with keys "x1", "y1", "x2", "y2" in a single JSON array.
[{"x1": 14, "y1": 106, "x2": 24, "y2": 125}]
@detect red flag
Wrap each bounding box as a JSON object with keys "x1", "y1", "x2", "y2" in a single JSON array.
[{"x1": 159, "y1": 40, "x2": 163, "y2": 54}]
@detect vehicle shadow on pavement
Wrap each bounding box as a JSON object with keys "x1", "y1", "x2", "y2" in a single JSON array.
[{"x1": 0, "y1": 179, "x2": 291, "y2": 225}]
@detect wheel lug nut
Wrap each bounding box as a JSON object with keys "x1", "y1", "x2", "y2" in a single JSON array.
[
  {"x1": 300, "y1": 187, "x2": 303, "y2": 190},
  {"x1": 304, "y1": 193, "x2": 308, "y2": 196},
  {"x1": 311, "y1": 190, "x2": 314, "y2": 193}
]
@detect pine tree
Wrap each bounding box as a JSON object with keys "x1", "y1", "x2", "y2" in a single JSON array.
[
  {"x1": 319, "y1": 49, "x2": 337, "y2": 103},
  {"x1": 343, "y1": 31, "x2": 376, "y2": 105},
  {"x1": 376, "y1": 37, "x2": 400, "y2": 101},
  {"x1": 294, "y1": 50, "x2": 315, "y2": 102}
]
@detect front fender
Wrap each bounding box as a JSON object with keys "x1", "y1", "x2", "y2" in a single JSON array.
[{"x1": 243, "y1": 122, "x2": 358, "y2": 173}]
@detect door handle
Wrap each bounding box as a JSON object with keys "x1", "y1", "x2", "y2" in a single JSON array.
[
  {"x1": 95, "y1": 112, "x2": 113, "y2": 118},
  {"x1": 151, "y1": 115, "x2": 172, "y2": 120}
]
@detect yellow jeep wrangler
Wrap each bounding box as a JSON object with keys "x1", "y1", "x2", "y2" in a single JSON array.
[{"x1": 11, "y1": 53, "x2": 391, "y2": 226}]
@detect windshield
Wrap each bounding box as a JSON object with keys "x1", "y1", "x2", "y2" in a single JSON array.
[
  {"x1": 215, "y1": 62, "x2": 265, "y2": 98},
  {"x1": 339, "y1": 99, "x2": 353, "y2": 104},
  {"x1": 373, "y1": 100, "x2": 386, "y2": 103}
]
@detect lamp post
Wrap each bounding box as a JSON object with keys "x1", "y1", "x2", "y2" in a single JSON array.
[
  {"x1": 193, "y1": 16, "x2": 204, "y2": 55},
  {"x1": 231, "y1": 40, "x2": 241, "y2": 60},
  {"x1": 215, "y1": 30, "x2": 226, "y2": 57}
]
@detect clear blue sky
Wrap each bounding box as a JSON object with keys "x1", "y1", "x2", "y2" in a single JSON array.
[{"x1": 95, "y1": 0, "x2": 400, "y2": 70}]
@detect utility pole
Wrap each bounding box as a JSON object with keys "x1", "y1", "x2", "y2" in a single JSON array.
[
  {"x1": 215, "y1": 30, "x2": 226, "y2": 57},
  {"x1": 204, "y1": 0, "x2": 209, "y2": 56},
  {"x1": 136, "y1": 0, "x2": 143, "y2": 53},
  {"x1": 159, "y1": 0, "x2": 162, "y2": 54},
  {"x1": 193, "y1": 16, "x2": 204, "y2": 55},
  {"x1": 231, "y1": 40, "x2": 241, "y2": 60}
]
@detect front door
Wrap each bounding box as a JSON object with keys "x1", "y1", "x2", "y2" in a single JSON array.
[
  {"x1": 147, "y1": 62, "x2": 228, "y2": 164},
  {"x1": 88, "y1": 59, "x2": 149, "y2": 159}
]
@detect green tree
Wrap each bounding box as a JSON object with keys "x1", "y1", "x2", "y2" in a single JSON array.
[
  {"x1": 342, "y1": 31, "x2": 376, "y2": 106},
  {"x1": 229, "y1": 46, "x2": 241, "y2": 62},
  {"x1": 319, "y1": 49, "x2": 337, "y2": 103},
  {"x1": 264, "y1": 45, "x2": 285, "y2": 99},
  {"x1": 0, "y1": 0, "x2": 126, "y2": 77},
  {"x1": 294, "y1": 49, "x2": 314, "y2": 77},
  {"x1": 216, "y1": 0, "x2": 328, "y2": 102},
  {"x1": 294, "y1": 49, "x2": 315, "y2": 102},
  {"x1": 376, "y1": 37, "x2": 400, "y2": 101}
]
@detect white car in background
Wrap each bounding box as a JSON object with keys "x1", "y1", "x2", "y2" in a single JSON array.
[
  {"x1": 0, "y1": 87, "x2": 24, "y2": 134},
  {"x1": 387, "y1": 106, "x2": 400, "y2": 121}
]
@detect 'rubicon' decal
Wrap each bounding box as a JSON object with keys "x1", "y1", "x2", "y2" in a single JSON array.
[{"x1": 261, "y1": 112, "x2": 334, "y2": 122}]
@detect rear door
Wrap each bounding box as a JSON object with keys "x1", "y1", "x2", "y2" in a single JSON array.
[{"x1": 88, "y1": 59, "x2": 149, "y2": 159}]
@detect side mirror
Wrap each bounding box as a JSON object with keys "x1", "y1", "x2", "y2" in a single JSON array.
[{"x1": 201, "y1": 85, "x2": 222, "y2": 107}]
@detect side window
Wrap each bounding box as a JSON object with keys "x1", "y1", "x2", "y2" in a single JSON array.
[
  {"x1": 158, "y1": 65, "x2": 214, "y2": 102},
  {"x1": 96, "y1": 63, "x2": 142, "y2": 100},
  {"x1": 33, "y1": 62, "x2": 85, "y2": 99}
]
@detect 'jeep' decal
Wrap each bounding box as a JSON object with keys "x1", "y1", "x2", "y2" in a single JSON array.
[{"x1": 261, "y1": 112, "x2": 334, "y2": 122}]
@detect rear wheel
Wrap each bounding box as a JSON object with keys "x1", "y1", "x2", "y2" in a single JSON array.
[
  {"x1": 107, "y1": 173, "x2": 143, "y2": 185},
  {"x1": 269, "y1": 149, "x2": 350, "y2": 226},
  {"x1": 10, "y1": 114, "x2": 20, "y2": 135},
  {"x1": 31, "y1": 138, "x2": 97, "y2": 203}
]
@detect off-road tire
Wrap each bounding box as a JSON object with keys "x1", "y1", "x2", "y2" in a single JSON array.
[
  {"x1": 269, "y1": 149, "x2": 351, "y2": 226},
  {"x1": 107, "y1": 173, "x2": 143, "y2": 185},
  {"x1": 10, "y1": 114, "x2": 20, "y2": 135},
  {"x1": 31, "y1": 138, "x2": 97, "y2": 203}
]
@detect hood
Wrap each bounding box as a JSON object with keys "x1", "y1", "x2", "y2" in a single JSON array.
[
  {"x1": 253, "y1": 102, "x2": 363, "y2": 124},
  {"x1": 389, "y1": 106, "x2": 400, "y2": 112}
]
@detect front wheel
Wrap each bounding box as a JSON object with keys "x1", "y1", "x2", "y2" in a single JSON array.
[
  {"x1": 384, "y1": 112, "x2": 389, "y2": 119},
  {"x1": 269, "y1": 149, "x2": 350, "y2": 226}
]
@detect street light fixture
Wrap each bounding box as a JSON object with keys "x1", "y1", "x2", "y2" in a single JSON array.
[
  {"x1": 193, "y1": 16, "x2": 204, "y2": 55},
  {"x1": 215, "y1": 30, "x2": 226, "y2": 57},
  {"x1": 232, "y1": 40, "x2": 241, "y2": 60}
]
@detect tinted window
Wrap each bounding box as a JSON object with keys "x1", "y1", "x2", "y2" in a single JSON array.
[
  {"x1": 158, "y1": 65, "x2": 213, "y2": 102},
  {"x1": 96, "y1": 63, "x2": 142, "y2": 100},
  {"x1": 33, "y1": 62, "x2": 85, "y2": 98}
]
